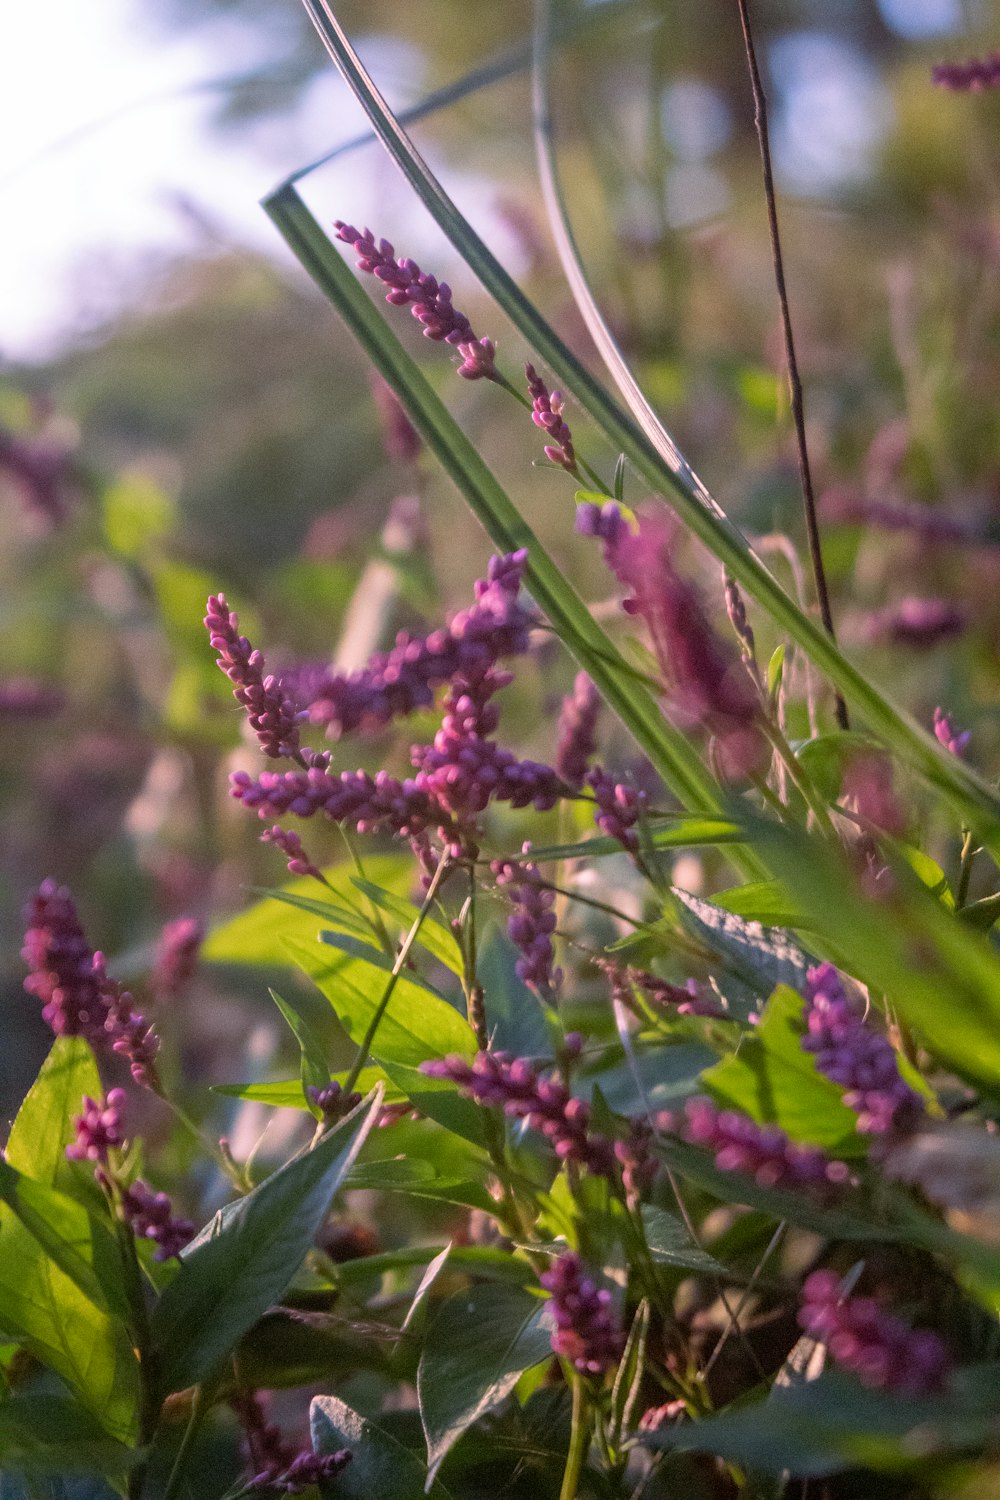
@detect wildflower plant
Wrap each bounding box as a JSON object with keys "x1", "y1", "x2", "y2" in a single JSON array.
[{"x1": 2, "y1": 2, "x2": 1000, "y2": 1498}]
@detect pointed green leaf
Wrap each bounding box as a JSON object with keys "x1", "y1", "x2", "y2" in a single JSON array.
[
  {"x1": 311, "y1": 1395, "x2": 454, "y2": 1499},
  {"x1": 6, "y1": 1037, "x2": 101, "y2": 1190},
  {"x1": 349, "y1": 879, "x2": 465, "y2": 975},
  {"x1": 417, "y1": 1283, "x2": 553, "y2": 1479},
  {"x1": 151, "y1": 1089, "x2": 382, "y2": 1394},
  {"x1": 640, "y1": 1205, "x2": 726, "y2": 1274},
  {"x1": 269, "y1": 988, "x2": 331, "y2": 1099}
]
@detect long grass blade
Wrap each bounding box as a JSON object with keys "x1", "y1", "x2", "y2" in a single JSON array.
[
  {"x1": 264, "y1": 182, "x2": 727, "y2": 827},
  {"x1": 270, "y1": 1, "x2": 1000, "y2": 849}
]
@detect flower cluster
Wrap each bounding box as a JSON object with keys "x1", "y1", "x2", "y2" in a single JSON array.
[
  {"x1": 260, "y1": 824, "x2": 325, "y2": 882},
  {"x1": 421, "y1": 1052, "x2": 616, "y2": 1175},
  {"x1": 667, "y1": 1097, "x2": 851, "y2": 1191},
  {"x1": 205, "y1": 594, "x2": 303, "y2": 760},
  {"x1": 820, "y1": 487, "x2": 974, "y2": 545},
  {"x1": 67, "y1": 1091, "x2": 127, "y2": 1165},
  {"x1": 334, "y1": 222, "x2": 496, "y2": 379},
  {"x1": 540, "y1": 1252, "x2": 624, "y2": 1377},
  {"x1": 798, "y1": 1270, "x2": 950, "y2": 1394},
  {"x1": 153, "y1": 916, "x2": 204, "y2": 998},
  {"x1": 292, "y1": 550, "x2": 534, "y2": 738},
  {"x1": 933, "y1": 707, "x2": 971, "y2": 759},
  {"x1": 525, "y1": 364, "x2": 575, "y2": 470},
  {"x1": 604, "y1": 515, "x2": 767, "y2": 781},
  {"x1": 587, "y1": 767, "x2": 646, "y2": 853},
  {"x1": 555, "y1": 672, "x2": 600, "y2": 789},
  {"x1": 491, "y1": 858, "x2": 562, "y2": 998},
  {"x1": 305, "y1": 1081, "x2": 363, "y2": 1121},
  {"x1": 575, "y1": 499, "x2": 626, "y2": 552},
  {"x1": 235, "y1": 1390, "x2": 352, "y2": 1495},
  {"x1": 0, "y1": 676, "x2": 64, "y2": 719},
  {"x1": 121, "y1": 1180, "x2": 196, "y2": 1261},
  {"x1": 802, "y1": 964, "x2": 923, "y2": 1136},
  {"x1": 22, "y1": 880, "x2": 160, "y2": 1087},
  {"x1": 629, "y1": 967, "x2": 730, "y2": 1021},
  {"x1": 932, "y1": 53, "x2": 1000, "y2": 91},
  {"x1": 249, "y1": 1450, "x2": 353, "y2": 1495}
]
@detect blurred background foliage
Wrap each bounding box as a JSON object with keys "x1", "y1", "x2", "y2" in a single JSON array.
[{"x1": 2, "y1": 0, "x2": 998, "y2": 1115}]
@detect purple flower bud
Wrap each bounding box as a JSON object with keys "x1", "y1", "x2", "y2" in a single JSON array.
[
  {"x1": 575, "y1": 500, "x2": 626, "y2": 549},
  {"x1": 421, "y1": 1052, "x2": 617, "y2": 1177},
  {"x1": 932, "y1": 53, "x2": 1000, "y2": 90},
  {"x1": 249, "y1": 1450, "x2": 352, "y2": 1495},
  {"x1": 587, "y1": 767, "x2": 646, "y2": 853},
  {"x1": 121, "y1": 1179, "x2": 196, "y2": 1261},
  {"x1": 456, "y1": 338, "x2": 497, "y2": 381},
  {"x1": 666, "y1": 1097, "x2": 851, "y2": 1192},
  {"x1": 205, "y1": 594, "x2": 303, "y2": 760},
  {"x1": 803, "y1": 964, "x2": 924, "y2": 1136},
  {"x1": 525, "y1": 364, "x2": 576, "y2": 470},
  {"x1": 260, "y1": 825, "x2": 325, "y2": 882},
  {"x1": 66, "y1": 1090, "x2": 127, "y2": 1164},
  {"x1": 555, "y1": 673, "x2": 600, "y2": 789},
  {"x1": 933, "y1": 707, "x2": 971, "y2": 759},
  {"x1": 539, "y1": 1252, "x2": 624, "y2": 1377},
  {"x1": 153, "y1": 916, "x2": 203, "y2": 998},
  {"x1": 491, "y1": 859, "x2": 562, "y2": 998},
  {"x1": 799, "y1": 1270, "x2": 950, "y2": 1394},
  {"x1": 305, "y1": 1081, "x2": 363, "y2": 1122}
]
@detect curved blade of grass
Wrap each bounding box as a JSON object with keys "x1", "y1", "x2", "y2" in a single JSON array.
[
  {"x1": 264, "y1": 182, "x2": 726, "y2": 827},
  {"x1": 273, "y1": 2, "x2": 1000, "y2": 849}
]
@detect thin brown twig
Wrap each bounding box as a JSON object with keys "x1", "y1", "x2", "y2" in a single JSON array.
[{"x1": 735, "y1": 0, "x2": 849, "y2": 731}]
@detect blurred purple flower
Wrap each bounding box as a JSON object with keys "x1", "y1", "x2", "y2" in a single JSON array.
[
  {"x1": 606, "y1": 515, "x2": 767, "y2": 780},
  {"x1": 840, "y1": 749, "x2": 906, "y2": 838},
  {"x1": 0, "y1": 428, "x2": 76, "y2": 525},
  {"x1": 335, "y1": 221, "x2": 496, "y2": 378},
  {"x1": 153, "y1": 916, "x2": 203, "y2": 999},
  {"x1": 525, "y1": 364, "x2": 576, "y2": 470},
  {"x1": 555, "y1": 673, "x2": 600, "y2": 789},
  {"x1": 803, "y1": 963, "x2": 923, "y2": 1136},
  {"x1": 664, "y1": 1096, "x2": 851, "y2": 1192},
  {"x1": 932, "y1": 53, "x2": 1000, "y2": 91},
  {"x1": 865, "y1": 596, "x2": 966, "y2": 650},
  {"x1": 933, "y1": 707, "x2": 971, "y2": 759},
  {"x1": 205, "y1": 594, "x2": 303, "y2": 760},
  {"x1": 0, "y1": 677, "x2": 65, "y2": 719},
  {"x1": 799, "y1": 1269, "x2": 950, "y2": 1393},
  {"x1": 540, "y1": 1252, "x2": 624, "y2": 1377},
  {"x1": 575, "y1": 499, "x2": 626, "y2": 552},
  {"x1": 820, "y1": 487, "x2": 975, "y2": 546},
  {"x1": 371, "y1": 376, "x2": 422, "y2": 464},
  {"x1": 587, "y1": 767, "x2": 646, "y2": 854}
]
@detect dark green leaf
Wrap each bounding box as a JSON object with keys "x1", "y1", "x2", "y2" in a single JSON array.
[
  {"x1": 0, "y1": 1390, "x2": 138, "y2": 1480},
  {"x1": 417, "y1": 1283, "x2": 553, "y2": 1478},
  {"x1": 674, "y1": 889, "x2": 813, "y2": 1000},
  {"x1": 311, "y1": 1395, "x2": 454, "y2": 1499},
  {"x1": 640, "y1": 1205, "x2": 726, "y2": 1274},
  {"x1": 151, "y1": 1090, "x2": 382, "y2": 1394}
]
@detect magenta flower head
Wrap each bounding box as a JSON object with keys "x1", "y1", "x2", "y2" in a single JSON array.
[
  {"x1": 540, "y1": 1252, "x2": 624, "y2": 1377},
  {"x1": 866, "y1": 596, "x2": 966, "y2": 650},
  {"x1": 587, "y1": 767, "x2": 646, "y2": 854},
  {"x1": 803, "y1": 963, "x2": 924, "y2": 1136},
  {"x1": 205, "y1": 594, "x2": 303, "y2": 760},
  {"x1": 121, "y1": 1180, "x2": 196, "y2": 1261},
  {"x1": 334, "y1": 221, "x2": 496, "y2": 379},
  {"x1": 66, "y1": 1090, "x2": 127, "y2": 1165},
  {"x1": 23, "y1": 881, "x2": 160, "y2": 1088},
  {"x1": 259, "y1": 825, "x2": 325, "y2": 882},
  {"x1": 933, "y1": 707, "x2": 971, "y2": 759},
  {"x1": 668, "y1": 1097, "x2": 852, "y2": 1192},
  {"x1": 491, "y1": 858, "x2": 562, "y2": 998},
  {"x1": 799, "y1": 1269, "x2": 950, "y2": 1394},
  {"x1": 575, "y1": 499, "x2": 626, "y2": 552},
  {"x1": 605, "y1": 515, "x2": 768, "y2": 781}
]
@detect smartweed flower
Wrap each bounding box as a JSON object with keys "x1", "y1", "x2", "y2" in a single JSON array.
[{"x1": 799, "y1": 1269, "x2": 950, "y2": 1393}]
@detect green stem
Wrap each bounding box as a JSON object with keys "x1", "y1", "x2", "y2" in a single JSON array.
[
  {"x1": 560, "y1": 1374, "x2": 592, "y2": 1500},
  {"x1": 342, "y1": 852, "x2": 451, "y2": 1095},
  {"x1": 956, "y1": 826, "x2": 978, "y2": 910}
]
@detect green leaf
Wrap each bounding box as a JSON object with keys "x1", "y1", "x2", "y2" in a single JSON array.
[
  {"x1": 504, "y1": 815, "x2": 746, "y2": 864},
  {"x1": 673, "y1": 889, "x2": 812, "y2": 999},
  {"x1": 267, "y1": 9, "x2": 1000, "y2": 854},
  {"x1": 713, "y1": 881, "x2": 813, "y2": 930},
  {"x1": 203, "y1": 854, "x2": 410, "y2": 965},
  {"x1": 0, "y1": 1160, "x2": 129, "y2": 1321},
  {"x1": 286, "y1": 936, "x2": 486, "y2": 1144},
  {"x1": 609, "y1": 1299, "x2": 649, "y2": 1451},
  {"x1": 701, "y1": 986, "x2": 863, "y2": 1154},
  {"x1": 766, "y1": 644, "x2": 785, "y2": 699},
  {"x1": 795, "y1": 731, "x2": 882, "y2": 803},
  {"x1": 151, "y1": 1090, "x2": 382, "y2": 1394},
  {"x1": 311, "y1": 1395, "x2": 455, "y2": 1499},
  {"x1": 417, "y1": 1283, "x2": 553, "y2": 1479},
  {"x1": 0, "y1": 1041, "x2": 140, "y2": 1444},
  {"x1": 0, "y1": 1389, "x2": 138, "y2": 1480},
  {"x1": 349, "y1": 879, "x2": 465, "y2": 976},
  {"x1": 212, "y1": 1068, "x2": 402, "y2": 1110},
  {"x1": 330, "y1": 1243, "x2": 535, "y2": 1290},
  {"x1": 640, "y1": 1205, "x2": 726, "y2": 1273},
  {"x1": 269, "y1": 988, "x2": 331, "y2": 1101}
]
